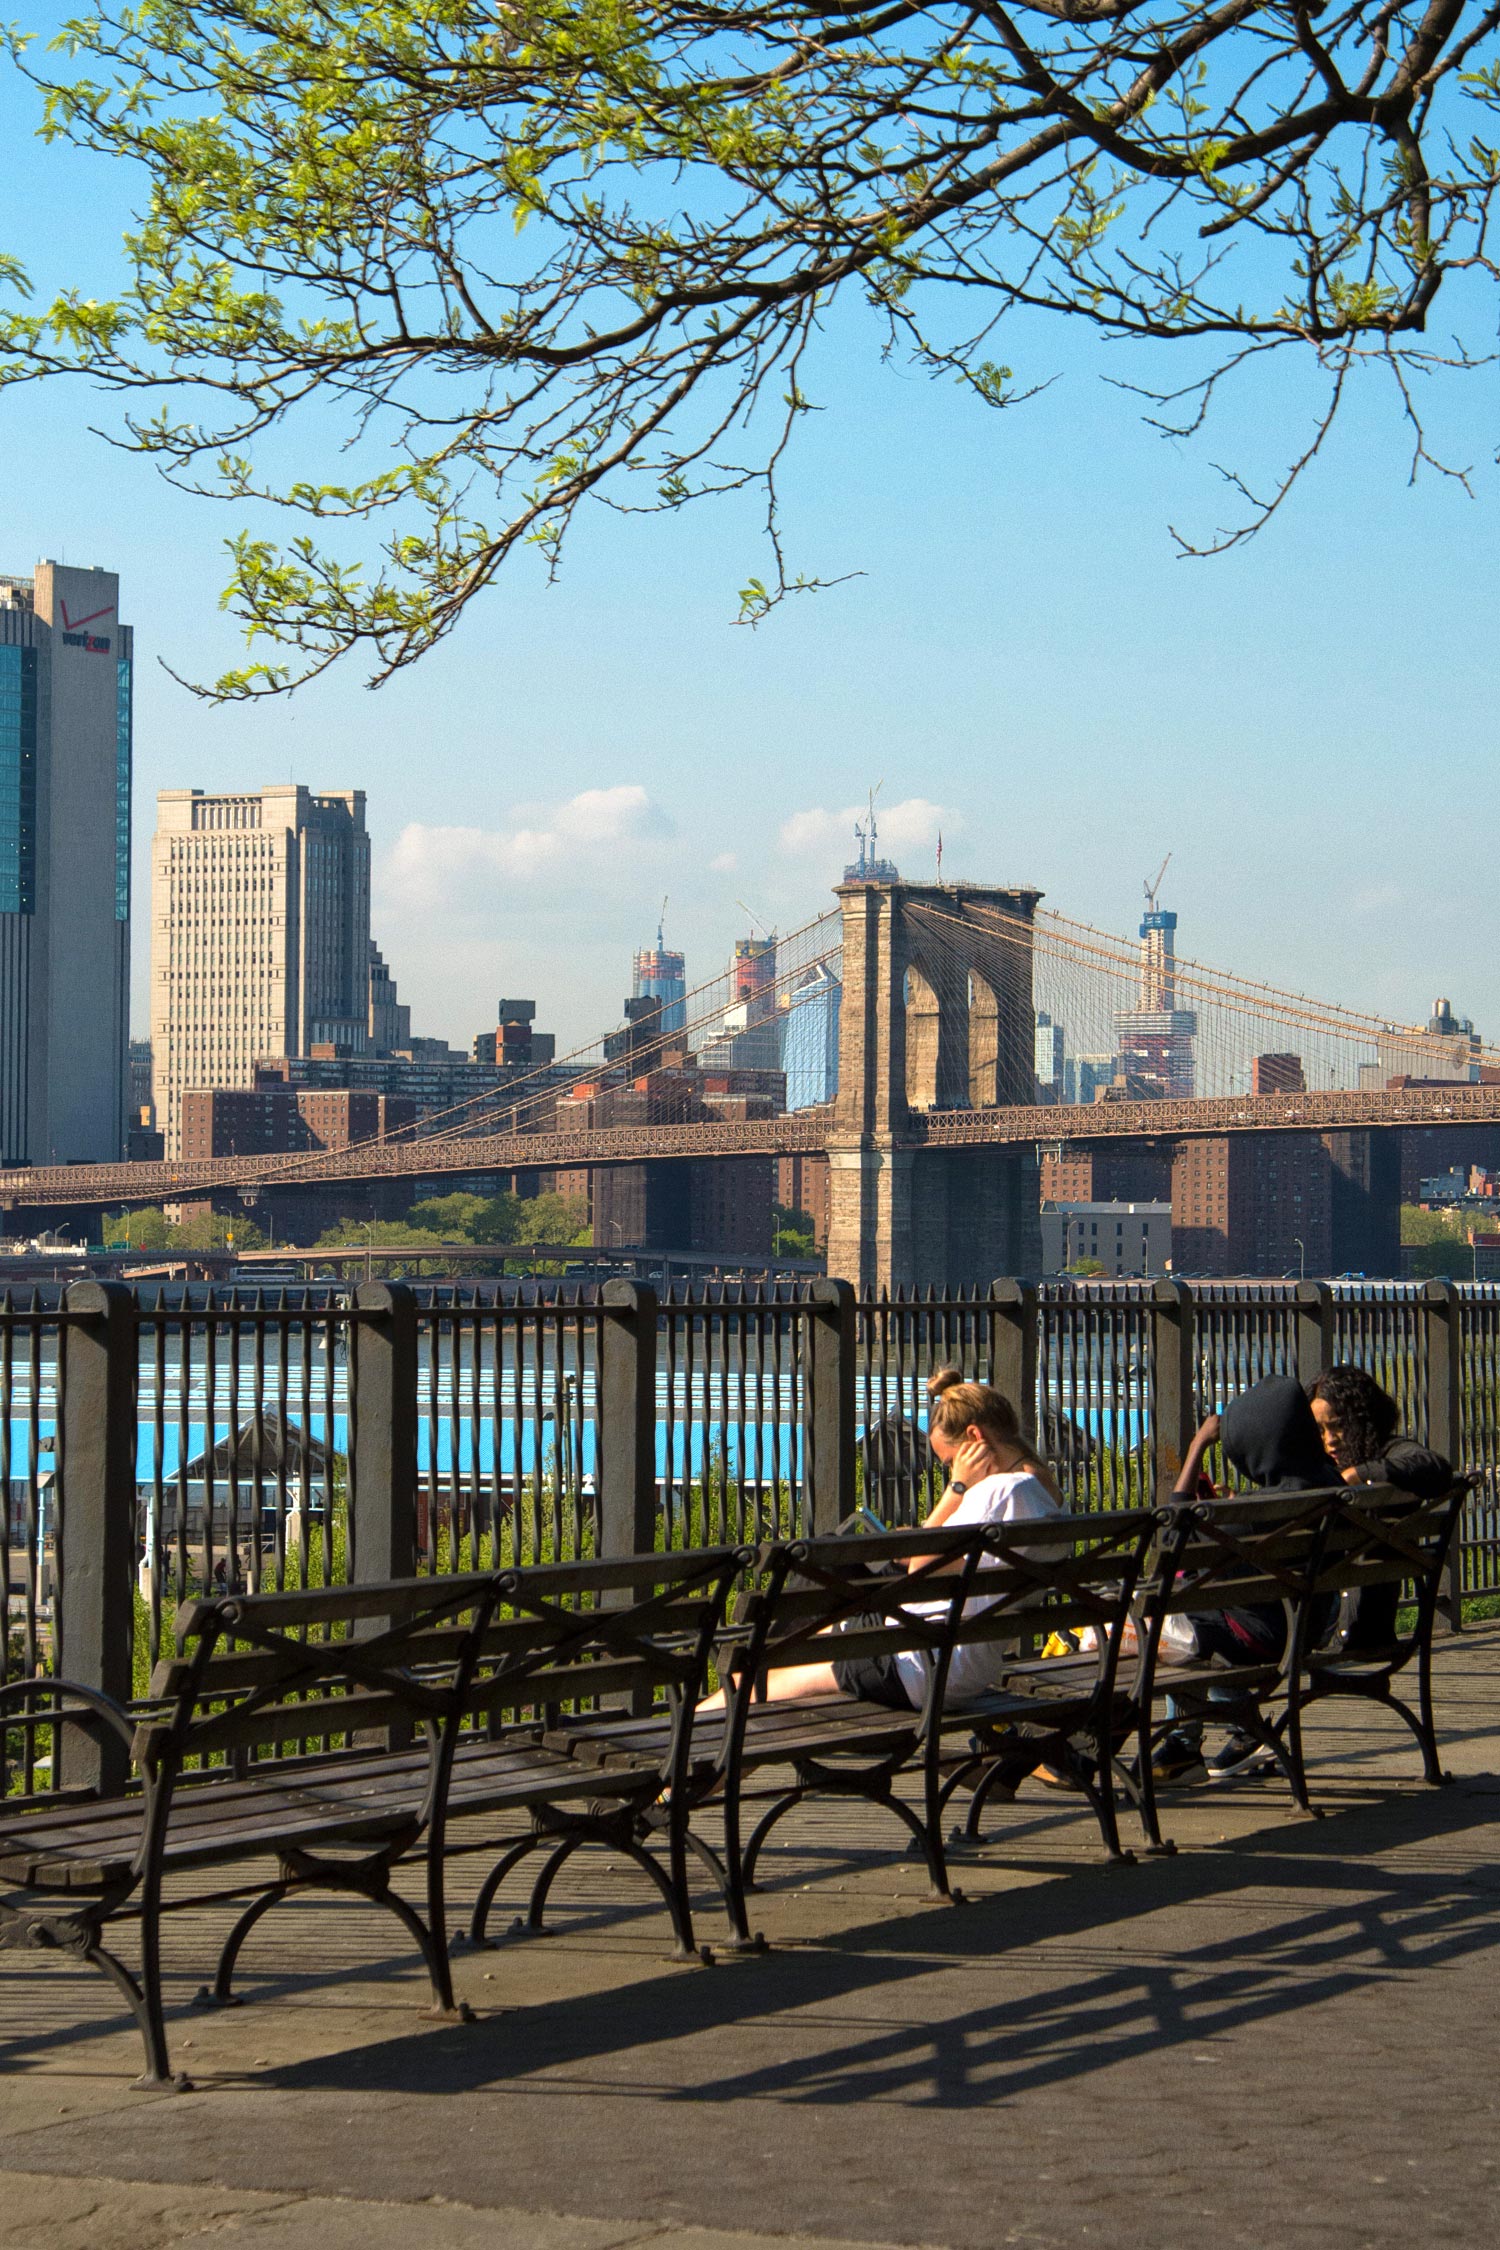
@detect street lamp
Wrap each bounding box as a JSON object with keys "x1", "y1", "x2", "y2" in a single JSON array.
[{"x1": 1293, "y1": 1236, "x2": 1306, "y2": 1281}]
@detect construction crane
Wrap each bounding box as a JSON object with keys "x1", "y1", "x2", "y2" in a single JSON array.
[
  {"x1": 1143, "y1": 853, "x2": 1172, "y2": 913},
  {"x1": 656, "y1": 895, "x2": 669, "y2": 949},
  {"x1": 737, "y1": 900, "x2": 776, "y2": 940}
]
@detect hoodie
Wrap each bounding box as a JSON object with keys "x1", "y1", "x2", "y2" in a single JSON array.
[
  {"x1": 1220, "y1": 1377, "x2": 1343, "y2": 1494},
  {"x1": 1202, "y1": 1377, "x2": 1342, "y2": 1658}
]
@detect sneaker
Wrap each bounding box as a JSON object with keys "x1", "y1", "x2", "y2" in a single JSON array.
[
  {"x1": 1206, "y1": 1730, "x2": 1278, "y2": 1782},
  {"x1": 1150, "y1": 1734, "x2": 1207, "y2": 1788}
]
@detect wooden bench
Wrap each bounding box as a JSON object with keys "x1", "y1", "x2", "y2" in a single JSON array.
[
  {"x1": 543, "y1": 1509, "x2": 1163, "y2": 1948},
  {"x1": 1132, "y1": 1478, "x2": 1472, "y2": 1848},
  {"x1": 0, "y1": 1545, "x2": 745, "y2": 2088}
]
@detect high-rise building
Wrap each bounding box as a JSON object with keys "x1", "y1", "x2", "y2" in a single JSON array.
[
  {"x1": 1034, "y1": 1011, "x2": 1065, "y2": 1099},
  {"x1": 1114, "y1": 899, "x2": 1197, "y2": 1098},
  {"x1": 1252, "y1": 1051, "x2": 1307, "y2": 1095},
  {"x1": 1358, "y1": 997, "x2": 1482, "y2": 1089},
  {"x1": 1171, "y1": 1133, "x2": 1332, "y2": 1276},
  {"x1": 128, "y1": 1037, "x2": 155, "y2": 1126},
  {"x1": 704, "y1": 933, "x2": 780, "y2": 1072},
  {"x1": 368, "y1": 939, "x2": 411, "y2": 1056},
  {"x1": 781, "y1": 961, "x2": 842, "y2": 1110},
  {"x1": 0, "y1": 562, "x2": 132, "y2": 1163},
  {"x1": 150, "y1": 784, "x2": 373, "y2": 1155},
  {"x1": 1063, "y1": 1053, "x2": 1116, "y2": 1106},
  {"x1": 633, "y1": 913, "x2": 686, "y2": 1036}
]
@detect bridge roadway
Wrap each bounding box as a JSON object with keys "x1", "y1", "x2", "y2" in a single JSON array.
[{"x1": 4, "y1": 1081, "x2": 1500, "y2": 1210}]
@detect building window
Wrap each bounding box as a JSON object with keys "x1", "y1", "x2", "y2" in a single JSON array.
[
  {"x1": 0, "y1": 644, "x2": 37, "y2": 914},
  {"x1": 116, "y1": 655, "x2": 133, "y2": 921}
]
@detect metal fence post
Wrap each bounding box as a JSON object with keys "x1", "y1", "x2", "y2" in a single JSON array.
[
  {"x1": 58, "y1": 1280, "x2": 138, "y2": 1795},
  {"x1": 1294, "y1": 1280, "x2": 1334, "y2": 1388},
  {"x1": 1150, "y1": 1279, "x2": 1197, "y2": 1499},
  {"x1": 988, "y1": 1280, "x2": 1039, "y2": 1438},
  {"x1": 599, "y1": 1280, "x2": 658, "y2": 1559},
  {"x1": 350, "y1": 1282, "x2": 418, "y2": 1586},
  {"x1": 1422, "y1": 1278, "x2": 1464, "y2": 1632},
  {"x1": 805, "y1": 1278, "x2": 856, "y2": 1536}
]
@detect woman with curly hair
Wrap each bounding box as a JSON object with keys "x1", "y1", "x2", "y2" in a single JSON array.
[{"x1": 1306, "y1": 1365, "x2": 1452, "y2": 1651}]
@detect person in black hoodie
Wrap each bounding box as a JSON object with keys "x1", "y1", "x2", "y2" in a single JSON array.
[
  {"x1": 1307, "y1": 1365, "x2": 1453, "y2": 1652},
  {"x1": 1154, "y1": 1375, "x2": 1343, "y2": 1785}
]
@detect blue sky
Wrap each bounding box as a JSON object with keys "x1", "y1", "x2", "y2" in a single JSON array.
[{"x1": 3, "y1": 40, "x2": 1497, "y2": 1059}]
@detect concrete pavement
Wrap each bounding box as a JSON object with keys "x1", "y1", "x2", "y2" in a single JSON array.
[{"x1": 6, "y1": 1628, "x2": 1500, "y2": 2250}]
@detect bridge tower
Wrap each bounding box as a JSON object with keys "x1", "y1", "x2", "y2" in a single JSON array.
[{"x1": 824, "y1": 878, "x2": 1043, "y2": 1290}]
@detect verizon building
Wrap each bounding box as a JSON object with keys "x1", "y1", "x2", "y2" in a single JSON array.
[
  {"x1": 150, "y1": 785, "x2": 372, "y2": 1155},
  {"x1": 0, "y1": 561, "x2": 132, "y2": 1164}
]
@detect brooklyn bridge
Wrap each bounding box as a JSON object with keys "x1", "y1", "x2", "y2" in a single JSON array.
[{"x1": 4, "y1": 876, "x2": 1496, "y2": 1286}]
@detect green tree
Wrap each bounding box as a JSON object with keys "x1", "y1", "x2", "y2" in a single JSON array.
[
  {"x1": 408, "y1": 1191, "x2": 523, "y2": 1243},
  {"x1": 1401, "y1": 1203, "x2": 1469, "y2": 1247},
  {"x1": 102, "y1": 1207, "x2": 175, "y2": 1250},
  {"x1": 772, "y1": 1204, "x2": 816, "y2": 1258},
  {"x1": 4, "y1": 0, "x2": 1496, "y2": 693},
  {"x1": 102, "y1": 1206, "x2": 266, "y2": 1251},
  {"x1": 513, "y1": 1193, "x2": 591, "y2": 1246},
  {"x1": 1400, "y1": 1200, "x2": 1477, "y2": 1279}
]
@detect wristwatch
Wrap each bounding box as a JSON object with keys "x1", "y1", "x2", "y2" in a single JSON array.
[{"x1": 949, "y1": 1480, "x2": 968, "y2": 1496}]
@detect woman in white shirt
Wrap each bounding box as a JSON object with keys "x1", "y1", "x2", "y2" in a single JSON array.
[{"x1": 702, "y1": 1368, "x2": 1062, "y2": 1714}]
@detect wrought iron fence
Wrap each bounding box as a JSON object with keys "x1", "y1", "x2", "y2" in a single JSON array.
[{"x1": 4, "y1": 1271, "x2": 1495, "y2": 1799}]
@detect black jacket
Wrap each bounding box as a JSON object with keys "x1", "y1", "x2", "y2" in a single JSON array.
[{"x1": 1343, "y1": 1437, "x2": 1454, "y2": 1649}]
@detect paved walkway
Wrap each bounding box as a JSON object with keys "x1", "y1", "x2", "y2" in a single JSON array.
[{"x1": 6, "y1": 1630, "x2": 1500, "y2": 2250}]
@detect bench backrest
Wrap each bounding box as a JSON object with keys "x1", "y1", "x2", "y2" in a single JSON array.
[
  {"x1": 1301, "y1": 1478, "x2": 1472, "y2": 1622},
  {"x1": 1141, "y1": 1486, "x2": 1353, "y2": 1639},
  {"x1": 720, "y1": 1510, "x2": 1162, "y2": 1714},
  {"x1": 139, "y1": 1547, "x2": 750, "y2": 1779}
]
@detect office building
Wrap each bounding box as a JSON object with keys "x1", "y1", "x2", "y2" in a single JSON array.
[
  {"x1": 703, "y1": 932, "x2": 780, "y2": 1073},
  {"x1": 472, "y1": 999, "x2": 556, "y2": 1072},
  {"x1": 1063, "y1": 1053, "x2": 1116, "y2": 1106},
  {"x1": 1359, "y1": 998, "x2": 1482, "y2": 1089},
  {"x1": 150, "y1": 784, "x2": 373, "y2": 1153},
  {"x1": 633, "y1": 918, "x2": 686, "y2": 1036},
  {"x1": 1252, "y1": 1052, "x2": 1307, "y2": 1095},
  {"x1": 368, "y1": 940, "x2": 411, "y2": 1055},
  {"x1": 0, "y1": 561, "x2": 132, "y2": 1163},
  {"x1": 1042, "y1": 1201, "x2": 1171, "y2": 1277},
  {"x1": 1114, "y1": 897, "x2": 1197, "y2": 1098},
  {"x1": 781, "y1": 961, "x2": 842, "y2": 1110},
  {"x1": 1034, "y1": 1011, "x2": 1065, "y2": 1100}
]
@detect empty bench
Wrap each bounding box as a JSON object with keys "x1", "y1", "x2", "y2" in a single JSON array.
[{"x1": 0, "y1": 1544, "x2": 745, "y2": 2086}]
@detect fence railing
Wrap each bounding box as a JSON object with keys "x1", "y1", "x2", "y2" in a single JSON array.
[{"x1": 4, "y1": 1273, "x2": 1495, "y2": 1796}]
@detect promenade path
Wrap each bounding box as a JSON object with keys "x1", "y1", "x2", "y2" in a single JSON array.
[{"x1": 6, "y1": 1628, "x2": 1500, "y2": 2250}]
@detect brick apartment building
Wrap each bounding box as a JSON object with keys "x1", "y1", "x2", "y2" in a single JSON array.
[
  {"x1": 1043, "y1": 1128, "x2": 1399, "y2": 1277},
  {"x1": 556, "y1": 1066, "x2": 784, "y2": 1257},
  {"x1": 180, "y1": 1085, "x2": 417, "y2": 1160}
]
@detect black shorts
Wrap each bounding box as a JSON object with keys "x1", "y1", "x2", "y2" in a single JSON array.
[{"x1": 831, "y1": 1613, "x2": 917, "y2": 1711}]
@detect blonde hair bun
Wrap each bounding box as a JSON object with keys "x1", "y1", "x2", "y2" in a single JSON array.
[{"x1": 926, "y1": 1367, "x2": 964, "y2": 1399}]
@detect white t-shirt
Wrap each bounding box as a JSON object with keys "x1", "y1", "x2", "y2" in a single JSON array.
[{"x1": 893, "y1": 1469, "x2": 1062, "y2": 1707}]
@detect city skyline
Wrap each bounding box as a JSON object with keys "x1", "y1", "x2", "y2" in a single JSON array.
[{"x1": 3, "y1": 69, "x2": 1496, "y2": 1069}]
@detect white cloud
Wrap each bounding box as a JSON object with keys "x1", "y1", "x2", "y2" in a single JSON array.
[
  {"x1": 709, "y1": 851, "x2": 737, "y2": 873},
  {"x1": 779, "y1": 797, "x2": 956, "y2": 864},
  {"x1": 385, "y1": 785, "x2": 673, "y2": 907}
]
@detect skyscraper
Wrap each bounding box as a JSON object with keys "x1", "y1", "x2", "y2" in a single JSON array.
[
  {"x1": 1113, "y1": 899, "x2": 1197, "y2": 1097},
  {"x1": 0, "y1": 562, "x2": 132, "y2": 1164},
  {"x1": 150, "y1": 784, "x2": 373, "y2": 1154},
  {"x1": 1034, "y1": 1011, "x2": 1065, "y2": 1099},
  {"x1": 782, "y1": 961, "x2": 842, "y2": 1110},
  {"x1": 632, "y1": 913, "x2": 686, "y2": 1035}
]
